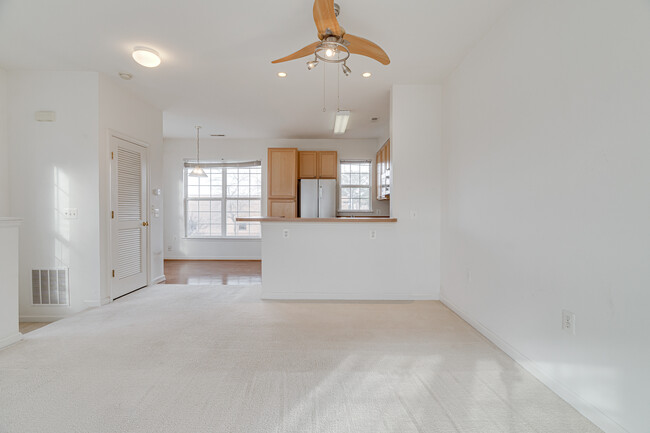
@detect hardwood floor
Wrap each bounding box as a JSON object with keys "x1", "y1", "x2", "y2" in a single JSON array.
[
  {"x1": 163, "y1": 260, "x2": 261, "y2": 285},
  {"x1": 19, "y1": 322, "x2": 50, "y2": 334}
]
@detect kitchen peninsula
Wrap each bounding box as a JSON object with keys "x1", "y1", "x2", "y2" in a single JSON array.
[
  {"x1": 236, "y1": 216, "x2": 403, "y2": 300},
  {"x1": 233, "y1": 143, "x2": 431, "y2": 301}
]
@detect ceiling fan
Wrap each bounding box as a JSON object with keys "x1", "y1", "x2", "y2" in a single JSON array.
[{"x1": 271, "y1": 0, "x2": 390, "y2": 75}]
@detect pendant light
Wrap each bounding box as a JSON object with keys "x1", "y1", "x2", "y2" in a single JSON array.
[{"x1": 188, "y1": 126, "x2": 208, "y2": 177}]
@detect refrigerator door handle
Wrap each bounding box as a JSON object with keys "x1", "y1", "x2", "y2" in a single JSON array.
[{"x1": 319, "y1": 185, "x2": 323, "y2": 199}]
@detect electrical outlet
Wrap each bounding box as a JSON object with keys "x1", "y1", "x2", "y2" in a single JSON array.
[
  {"x1": 63, "y1": 208, "x2": 78, "y2": 219},
  {"x1": 283, "y1": 229, "x2": 290, "y2": 239},
  {"x1": 562, "y1": 310, "x2": 576, "y2": 335},
  {"x1": 409, "y1": 210, "x2": 417, "y2": 219},
  {"x1": 167, "y1": 245, "x2": 172, "y2": 252},
  {"x1": 370, "y1": 230, "x2": 377, "y2": 239}
]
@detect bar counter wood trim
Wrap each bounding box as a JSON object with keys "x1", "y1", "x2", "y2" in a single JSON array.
[{"x1": 236, "y1": 217, "x2": 398, "y2": 223}]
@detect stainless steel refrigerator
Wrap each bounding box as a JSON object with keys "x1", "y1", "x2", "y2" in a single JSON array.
[{"x1": 299, "y1": 179, "x2": 337, "y2": 218}]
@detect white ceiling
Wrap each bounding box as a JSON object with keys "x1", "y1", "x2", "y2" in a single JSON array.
[{"x1": 0, "y1": 0, "x2": 514, "y2": 139}]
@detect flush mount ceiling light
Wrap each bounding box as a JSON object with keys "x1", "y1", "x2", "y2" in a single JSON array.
[
  {"x1": 277, "y1": 72, "x2": 287, "y2": 78},
  {"x1": 333, "y1": 110, "x2": 350, "y2": 134},
  {"x1": 132, "y1": 46, "x2": 161, "y2": 68},
  {"x1": 188, "y1": 126, "x2": 208, "y2": 178}
]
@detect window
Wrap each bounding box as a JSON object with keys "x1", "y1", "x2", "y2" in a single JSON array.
[
  {"x1": 339, "y1": 160, "x2": 372, "y2": 211},
  {"x1": 184, "y1": 162, "x2": 261, "y2": 238}
]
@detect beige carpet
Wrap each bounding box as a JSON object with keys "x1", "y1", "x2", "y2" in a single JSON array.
[{"x1": 0, "y1": 284, "x2": 601, "y2": 433}]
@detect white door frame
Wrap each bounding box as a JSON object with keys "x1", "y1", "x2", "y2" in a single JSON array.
[{"x1": 108, "y1": 130, "x2": 151, "y2": 300}]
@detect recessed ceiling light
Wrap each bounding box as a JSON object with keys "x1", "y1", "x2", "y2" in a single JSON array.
[
  {"x1": 362, "y1": 72, "x2": 372, "y2": 78},
  {"x1": 118, "y1": 72, "x2": 133, "y2": 80},
  {"x1": 277, "y1": 72, "x2": 287, "y2": 78},
  {"x1": 132, "y1": 46, "x2": 161, "y2": 68}
]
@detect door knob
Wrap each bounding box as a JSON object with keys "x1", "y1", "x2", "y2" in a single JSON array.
[{"x1": 142, "y1": 221, "x2": 149, "y2": 227}]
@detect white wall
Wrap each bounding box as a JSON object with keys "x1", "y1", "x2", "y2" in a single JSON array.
[
  {"x1": 441, "y1": 1, "x2": 650, "y2": 432},
  {"x1": 261, "y1": 85, "x2": 441, "y2": 300},
  {"x1": 0, "y1": 219, "x2": 22, "y2": 348},
  {"x1": 164, "y1": 138, "x2": 389, "y2": 260},
  {"x1": 8, "y1": 71, "x2": 101, "y2": 320},
  {"x1": 0, "y1": 68, "x2": 9, "y2": 216},
  {"x1": 98, "y1": 75, "x2": 164, "y2": 302}
]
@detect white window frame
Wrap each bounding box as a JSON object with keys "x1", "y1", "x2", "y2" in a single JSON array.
[
  {"x1": 338, "y1": 159, "x2": 373, "y2": 213},
  {"x1": 183, "y1": 161, "x2": 262, "y2": 239}
]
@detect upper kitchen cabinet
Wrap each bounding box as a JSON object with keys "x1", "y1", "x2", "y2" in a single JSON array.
[
  {"x1": 376, "y1": 140, "x2": 391, "y2": 200},
  {"x1": 268, "y1": 148, "x2": 298, "y2": 199},
  {"x1": 299, "y1": 151, "x2": 317, "y2": 179},
  {"x1": 318, "y1": 151, "x2": 338, "y2": 179}
]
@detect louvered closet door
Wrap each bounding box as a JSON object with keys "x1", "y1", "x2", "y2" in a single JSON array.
[{"x1": 111, "y1": 136, "x2": 148, "y2": 299}]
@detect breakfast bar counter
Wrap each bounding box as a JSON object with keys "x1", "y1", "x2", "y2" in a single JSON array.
[{"x1": 236, "y1": 217, "x2": 397, "y2": 223}]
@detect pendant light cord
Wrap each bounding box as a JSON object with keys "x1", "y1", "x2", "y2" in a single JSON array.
[
  {"x1": 195, "y1": 126, "x2": 201, "y2": 164},
  {"x1": 322, "y1": 66, "x2": 326, "y2": 113},
  {"x1": 337, "y1": 65, "x2": 340, "y2": 112}
]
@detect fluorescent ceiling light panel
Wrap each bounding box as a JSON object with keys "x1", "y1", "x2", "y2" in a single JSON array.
[{"x1": 334, "y1": 110, "x2": 350, "y2": 134}]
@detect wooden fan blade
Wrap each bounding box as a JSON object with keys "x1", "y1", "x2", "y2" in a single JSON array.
[
  {"x1": 271, "y1": 41, "x2": 320, "y2": 64},
  {"x1": 344, "y1": 34, "x2": 390, "y2": 65},
  {"x1": 313, "y1": 0, "x2": 342, "y2": 38}
]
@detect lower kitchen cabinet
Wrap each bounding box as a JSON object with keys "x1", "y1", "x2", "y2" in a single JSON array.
[{"x1": 268, "y1": 199, "x2": 296, "y2": 218}]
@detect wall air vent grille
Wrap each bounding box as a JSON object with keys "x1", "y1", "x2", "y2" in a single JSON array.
[{"x1": 31, "y1": 268, "x2": 70, "y2": 305}]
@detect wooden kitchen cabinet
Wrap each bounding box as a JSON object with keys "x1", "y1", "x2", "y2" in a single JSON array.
[
  {"x1": 268, "y1": 148, "x2": 298, "y2": 199},
  {"x1": 299, "y1": 151, "x2": 317, "y2": 179},
  {"x1": 268, "y1": 199, "x2": 297, "y2": 218},
  {"x1": 317, "y1": 151, "x2": 338, "y2": 179},
  {"x1": 376, "y1": 140, "x2": 390, "y2": 200},
  {"x1": 268, "y1": 148, "x2": 298, "y2": 217}
]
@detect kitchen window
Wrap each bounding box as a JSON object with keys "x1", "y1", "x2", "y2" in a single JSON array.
[
  {"x1": 184, "y1": 161, "x2": 261, "y2": 238},
  {"x1": 339, "y1": 160, "x2": 372, "y2": 211}
]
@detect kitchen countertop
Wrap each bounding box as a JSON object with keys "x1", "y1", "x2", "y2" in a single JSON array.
[{"x1": 236, "y1": 217, "x2": 398, "y2": 223}]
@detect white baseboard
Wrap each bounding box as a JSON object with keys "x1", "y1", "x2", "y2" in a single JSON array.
[
  {"x1": 83, "y1": 300, "x2": 101, "y2": 308},
  {"x1": 151, "y1": 275, "x2": 166, "y2": 284},
  {"x1": 0, "y1": 333, "x2": 23, "y2": 350},
  {"x1": 101, "y1": 297, "x2": 112, "y2": 306},
  {"x1": 262, "y1": 291, "x2": 437, "y2": 301},
  {"x1": 19, "y1": 315, "x2": 64, "y2": 322},
  {"x1": 440, "y1": 296, "x2": 628, "y2": 433},
  {"x1": 164, "y1": 256, "x2": 261, "y2": 260}
]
